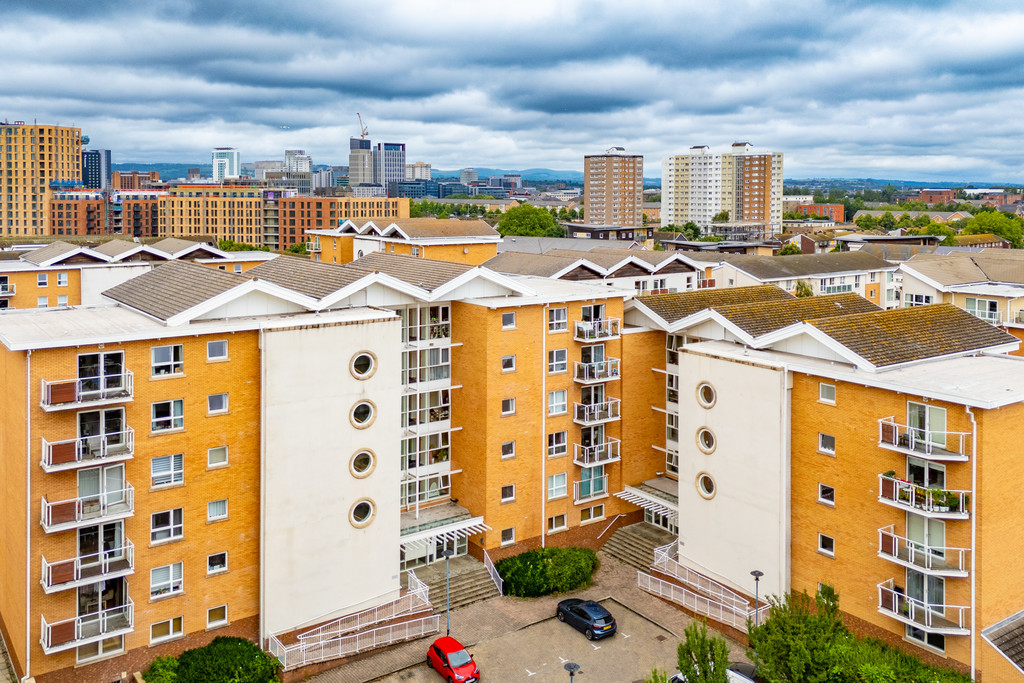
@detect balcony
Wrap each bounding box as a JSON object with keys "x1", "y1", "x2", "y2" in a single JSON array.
[
  {"x1": 41, "y1": 485, "x2": 135, "y2": 533},
  {"x1": 0, "y1": 283, "x2": 14, "y2": 296},
  {"x1": 878, "y1": 418, "x2": 970, "y2": 462},
  {"x1": 876, "y1": 579, "x2": 969, "y2": 635},
  {"x1": 877, "y1": 526, "x2": 968, "y2": 578},
  {"x1": 573, "y1": 399, "x2": 620, "y2": 426},
  {"x1": 697, "y1": 279, "x2": 716, "y2": 289},
  {"x1": 40, "y1": 598, "x2": 134, "y2": 654},
  {"x1": 574, "y1": 475, "x2": 609, "y2": 504},
  {"x1": 877, "y1": 474, "x2": 969, "y2": 520},
  {"x1": 574, "y1": 358, "x2": 621, "y2": 384},
  {"x1": 574, "y1": 439, "x2": 621, "y2": 467},
  {"x1": 40, "y1": 372, "x2": 134, "y2": 411},
  {"x1": 306, "y1": 240, "x2": 321, "y2": 252},
  {"x1": 40, "y1": 429, "x2": 135, "y2": 472},
  {"x1": 574, "y1": 318, "x2": 620, "y2": 342},
  {"x1": 41, "y1": 541, "x2": 135, "y2": 593}
]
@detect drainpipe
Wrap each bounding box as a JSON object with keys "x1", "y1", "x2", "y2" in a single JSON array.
[
  {"x1": 23, "y1": 350, "x2": 31, "y2": 682},
  {"x1": 541, "y1": 304, "x2": 549, "y2": 547},
  {"x1": 966, "y1": 406, "x2": 977, "y2": 681}
]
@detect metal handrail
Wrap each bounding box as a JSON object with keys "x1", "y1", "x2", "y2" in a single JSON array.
[
  {"x1": 273, "y1": 614, "x2": 440, "y2": 670},
  {"x1": 573, "y1": 475, "x2": 609, "y2": 503},
  {"x1": 41, "y1": 540, "x2": 135, "y2": 589},
  {"x1": 574, "y1": 318, "x2": 621, "y2": 340},
  {"x1": 41, "y1": 598, "x2": 134, "y2": 650},
  {"x1": 877, "y1": 417, "x2": 970, "y2": 458},
  {"x1": 877, "y1": 578, "x2": 969, "y2": 630},
  {"x1": 41, "y1": 485, "x2": 135, "y2": 529},
  {"x1": 877, "y1": 525, "x2": 968, "y2": 573},
  {"x1": 573, "y1": 400, "x2": 621, "y2": 424},
  {"x1": 482, "y1": 548, "x2": 504, "y2": 596},
  {"x1": 877, "y1": 474, "x2": 970, "y2": 516},
  {"x1": 41, "y1": 428, "x2": 135, "y2": 468},
  {"x1": 574, "y1": 358, "x2": 621, "y2": 382},
  {"x1": 573, "y1": 439, "x2": 621, "y2": 466},
  {"x1": 40, "y1": 371, "x2": 134, "y2": 406}
]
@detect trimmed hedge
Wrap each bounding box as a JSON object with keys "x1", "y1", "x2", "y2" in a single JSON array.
[
  {"x1": 496, "y1": 547, "x2": 598, "y2": 597},
  {"x1": 143, "y1": 636, "x2": 280, "y2": 683}
]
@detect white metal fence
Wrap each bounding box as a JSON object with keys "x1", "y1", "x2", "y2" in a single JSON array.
[
  {"x1": 482, "y1": 548, "x2": 504, "y2": 595},
  {"x1": 638, "y1": 570, "x2": 768, "y2": 633},
  {"x1": 269, "y1": 614, "x2": 440, "y2": 670}
]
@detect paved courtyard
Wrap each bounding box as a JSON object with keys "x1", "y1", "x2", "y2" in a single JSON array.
[{"x1": 309, "y1": 551, "x2": 750, "y2": 683}]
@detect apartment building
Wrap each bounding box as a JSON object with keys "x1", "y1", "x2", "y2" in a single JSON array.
[
  {"x1": 159, "y1": 185, "x2": 264, "y2": 245},
  {"x1": 109, "y1": 191, "x2": 165, "y2": 238},
  {"x1": 795, "y1": 203, "x2": 845, "y2": 222},
  {"x1": 1, "y1": 123, "x2": 83, "y2": 237},
  {"x1": 661, "y1": 143, "x2": 783, "y2": 235},
  {"x1": 281, "y1": 197, "x2": 410, "y2": 250},
  {"x1": 307, "y1": 217, "x2": 498, "y2": 266},
  {"x1": 211, "y1": 148, "x2": 240, "y2": 182},
  {"x1": 584, "y1": 147, "x2": 644, "y2": 227},
  {"x1": 48, "y1": 191, "x2": 106, "y2": 236},
  {"x1": 110, "y1": 171, "x2": 161, "y2": 192}
]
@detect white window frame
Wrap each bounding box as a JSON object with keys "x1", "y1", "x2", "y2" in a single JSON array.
[
  {"x1": 818, "y1": 533, "x2": 835, "y2": 557},
  {"x1": 207, "y1": 392, "x2": 229, "y2": 414},
  {"x1": 149, "y1": 616, "x2": 184, "y2": 645},
  {"x1": 548, "y1": 389, "x2": 567, "y2": 415},
  {"x1": 57, "y1": 294, "x2": 68, "y2": 307},
  {"x1": 207, "y1": 339, "x2": 228, "y2": 361},
  {"x1": 905, "y1": 293, "x2": 933, "y2": 307},
  {"x1": 501, "y1": 397, "x2": 515, "y2": 416},
  {"x1": 207, "y1": 499, "x2": 228, "y2": 521},
  {"x1": 547, "y1": 472, "x2": 567, "y2": 500},
  {"x1": 37, "y1": 296, "x2": 47, "y2": 308},
  {"x1": 76, "y1": 635, "x2": 123, "y2": 663},
  {"x1": 151, "y1": 453, "x2": 184, "y2": 487},
  {"x1": 501, "y1": 484, "x2": 516, "y2": 503},
  {"x1": 501, "y1": 441, "x2": 515, "y2": 459},
  {"x1": 57, "y1": 272, "x2": 68, "y2": 287},
  {"x1": 207, "y1": 552, "x2": 228, "y2": 575},
  {"x1": 150, "y1": 561, "x2": 184, "y2": 598},
  {"x1": 208, "y1": 445, "x2": 228, "y2": 468},
  {"x1": 819, "y1": 382, "x2": 836, "y2": 405},
  {"x1": 151, "y1": 344, "x2": 184, "y2": 376},
  {"x1": 547, "y1": 514, "x2": 567, "y2": 533},
  {"x1": 207, "y1": 605, "x2": 228, "y2": 628},
  {"x1": 548, "y1": 431, "x2": 567, "y2": 457},
  {"x1": 501, "y1": 528, "x2": 515, "y2": 546},
  {"x1": 581, "y1": 504, "x2": 605, "y2": 523},
  {"x1": 501, "y1": 355, "x2": 516, "y2": 372},
  {"x1": 151, "y1": 399, "x2": 184, "y2": 432},
  {"x1": 37, "y1": 273, "x2": 48, "y2": 287},
  {"x1": 151, "y1": 508, "x2": 184, "y2": 543},
  {"x1": 501, "y1": 311, "x2": 516, "y2": 329},
  {"x1": 548, "y1": 348, "x2": 567, "y2": 374},
  {"x1": 548, "y1": 307, "x2": 568, "y2": 332},
  {"x1": 818, "y1": 433, "x2": 836, "y2": 454},
  {"x1": 818, "y1": 483, "x2": 836, "y2": 506}
]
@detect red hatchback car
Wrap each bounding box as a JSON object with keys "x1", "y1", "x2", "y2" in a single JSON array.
[{"x1": 426, "y1": 636, "x2": 480, "y2": 682}]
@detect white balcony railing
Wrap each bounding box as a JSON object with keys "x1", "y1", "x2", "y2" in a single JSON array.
[
  {"x1": 573, "y1": 399, "x2": 621, "y2": 425},
  {"x1": 41, "y1": 541, "x2": 135, "y2": 592},
  {"x1": 574, "y1": 475, "x2": 609, "y2": 503},
  {"x1": 877, "y1": 417, "x2": 970, "y2": 461},
  {"x1": 41, "y1": 485, "x2": 135, "y2": 532},
  {"x1": 40, "y1": 428, "x2": 135, "y2": 472},
  {"x1": 0, "y1": 283, "x2": 14, "y2": 296},
  {"x1": 40, "y1": 371, "x2": 134, "y2": 409},
  {"x1": 40, "y1": 598, "x2": 134, "y2": 654},
  {"x1": 877, "y1": 579, "x2": 970, "y2": 635},
  {"x1": 574, "y1": 358, "x2": 621, "y2": 383},
  {"x1": 573, "y1": 439, "x2": 621, "y2": 467},
  {"x1": 305, "y1": 240, "x2": 321, "y2": 252},
  {"x1": 878, "y1": 474, "x2": 970, "y2": 520},
  {"x1": 574, "y1": 318, "x2": 620, "y2": 341},
  {"x1": 877, "y1": 526, "x2": 968, "y2": 577}
]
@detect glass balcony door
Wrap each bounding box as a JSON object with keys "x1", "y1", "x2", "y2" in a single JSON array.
[
  {"x1": 907, "y1": 402, "x2": 946, "y2": 449},
  {"x1": 78, "y1": 408, "x2": 125, "y2": 455},
  {"x1": 77, "y1": 464, "x2": 126, "y2": 515},
  {"x1": 78, "y1": 522, "x2": 124, "y2": 568},
  {"x1": 77, "y1": 351, "x2": 124, "y2": 397},
  {"x1": 906, "y1": 513, "x2": 945, "y2": 561}
]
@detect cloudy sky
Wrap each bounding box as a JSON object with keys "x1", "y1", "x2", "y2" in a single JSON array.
[{"x1": 3, "y1": 0, "x2": 1023, "y2": 182}]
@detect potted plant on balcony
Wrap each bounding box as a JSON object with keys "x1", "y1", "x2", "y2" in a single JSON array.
[{"x1": 929, "y1": 488, "x2": 949, "y2": 512}]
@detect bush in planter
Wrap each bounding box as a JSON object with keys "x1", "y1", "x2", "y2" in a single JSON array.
[
  {"x1": 496, "y1": 547, "x2": 598, "y2": 597},
  {"x1": 145, "y1": 636, "x2": 280, "y2": 683},
  {"x1": 143, "y1": 656, "x2": 178, "y2": 683}
]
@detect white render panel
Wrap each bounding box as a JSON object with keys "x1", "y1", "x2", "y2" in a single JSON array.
[
  {"x1": 80, "y1": 264, "x2": 152, "y2": 305},
  {"x1": 262, "y1": 314, "x2": 403, "y2": 635},
  {"x1": 195, "y1": 290, "x2": 307, "y2": 320},
  {"x1": 675, "y1": 350, "x2": 789, "y2": 598}
]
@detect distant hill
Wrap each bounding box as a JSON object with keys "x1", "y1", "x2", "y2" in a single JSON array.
[{"x1": 785, "y1": 177, "x2": 1021, "y2": 191}]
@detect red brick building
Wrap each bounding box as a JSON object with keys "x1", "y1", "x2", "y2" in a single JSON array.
[{"x1": 795, "y1": 203, "x2": 845, "y2": 222}]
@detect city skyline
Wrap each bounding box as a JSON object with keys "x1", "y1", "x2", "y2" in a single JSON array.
[{"x1": 2, "y1": 0, "x2": 1023, "y2": 181}]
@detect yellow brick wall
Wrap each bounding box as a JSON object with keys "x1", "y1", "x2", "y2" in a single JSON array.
[
  {"x1": 420, "y1": 243, "x2": 497, "y2": 266},
  {"x1": 621, "y1": 329, "x2": 671, "y2": 486},
  {"x1": 0, "y1": 346, "x2": 29, "y2": 677},
  {"x1": 1, "y1": 268, "x2": 82, "y2": 311}
]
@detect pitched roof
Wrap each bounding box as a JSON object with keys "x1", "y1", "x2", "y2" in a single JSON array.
[
  {"x1": 150, "y1": 237, "x2": 218, "y2": 256},
  {"x1": 102, "y1": 260, "x2": 249, "y2": 321},
  {"x1": 92, "y1": 240, "x2": 144, "y2": 258},
  {"x1": 904, "y1": 251, "x2": 1024, "y2": 286},
  {"x1": 590, "y1": 247, "x2": 676, "y2": 266},
  {"x1": 343, "y1": 252, "x2": 474, "y2": 291},
  {"x1": 714, "y1": 293, "x2": 881, "y2": 337},
  {"x1": 246, "y1": 255, "x2": 363, "y2": 299},
  {"x1": 544, "y1": 248, "x2": 643, "y2": 269},
  {"x1": 808, "y1": 304, "x2": 1016, "y2": 367},
  {"x1": 727, "y1": 251, "x2": 894, "y2": 280},
  {"x1": 982, "y1": 609, "x2": 1024, "y2": 675},
  {"x1": 496, "y1": 236, "x2": 641, "y2": 255},
  {"x1": 636, "y1": 285, "x2": 793, "y2": 324},
  {"x1": 953, "y1": 233, "x2": 1009, "y2": 245},
  {"x1": 22, "y1": 241, "x2": 83, "y2": 265},
  {"x1": 483, "y1": 251, "x2": 584, "y2": 277},
  {"x1": 349, "y1": 218, "x2": 499, "y2": 239}
]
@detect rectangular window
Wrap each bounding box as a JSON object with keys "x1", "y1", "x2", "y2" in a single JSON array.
[
  {"x1": 548, "y1": 431, "x2": 567, "y2": 457},
  {"x1": 151, "y1": 453, "x2": 184, "y2": 487},
  {"x1": 56, "y1": 294, "x2": 68, "y2": 307},
  {"x1": 152, "y1": 399, "x2": 184, "y2": 432},
  {"x1": 501, "y1": 355, "x2": 516, "y2": 372},
  {"x1": 37, "y1": 296, "x2": 47, "y2": 308},
  {"x1": 547, "y1": 514, "x2": 567, "y2": 533},
  {"x1": 547, "y1": 472, "x2": 567, "y2": 500},
  {"x1": 207, "y1": 552, "x2": 228, "y2": 575},
  {"x1": 151, "y1": 508, "x2": 184, "y2": 543},
  {"x1": 37, "y1": 273, "x2": 48, "y2": 287},
  {"x1": 818, "y1": 483, "x2": 836, "y2": 506},
  {"x1": 208, "y1": 445, "x2": 228, "y2": 467},
  {"x1": 151, "y1": 562, "x2": 184, "y2": 598},
  {"x1": 207, "y1": 393, "x2": 228, "y2": 414},
  {"x1": 501, "y1": 441, "x2": 515, "y2": 459},
  {"x1": 208, "y1": 499, "x2": 228, "y2": 521},
  {"x1": 501, "y1": 397, "x2": 515, "y2": 416},
  {"x1": 818, "y1": 433, "x2": 836, "y2": 455},
  {"x1": 501, "y1": 311, "x2": 516, "y2": 329},
  {"x1": 150, "y1": 616, "x2": 183, "y2": 644},
  {"x1": 207, "y1": 340, "x2": 228, "y2": 360},
  {"x1": 905, "y1": 293, "x2": 933, "y2": 307},
  {"x1": 819, "y1": 383, "x2": 836, "y2": 404},
  {"x1": 76, "y1": 635, "x2": 124, "y2": 663},
  {"x1": 548, "y1": 389, "x2": 567, "y2": 415},
  {"x1": 548, "y1": 348, "x2": 567, "y2": 373},
  {"x1": 501, "y1": 528, "x2": 515, "y2": 546},
  {"x1": 581, "y1": 504, "x2": 605, "y2": 523},
  {"x1": 501, "y1": 484, "x2": 516, "y2": 502},
  {"x1": 207, "y1": 605, "x2": 228, "y2": 628},
  {"x1": 548, "y1": 307, "x2": 567, "y2": 332},
  {"x1": 965, "y1": 297, "x2": 998, "y2": 323},
  {"x1": 818, "y1": 533, "x2": 835, "y2": 557},
  {"x1": 57, "y1": 272, "x2": 68, "y2": 287},
  {"x1": 151, "y1": 344, "x2": 184, "y2": 376}
]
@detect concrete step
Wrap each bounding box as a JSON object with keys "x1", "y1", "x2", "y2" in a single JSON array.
[
  {"x1": 601, "y1": 523, "x2": 674, "y2": 571},
  {"x1": 423, "y1": 563, "x2": 500, "y2": 613}
]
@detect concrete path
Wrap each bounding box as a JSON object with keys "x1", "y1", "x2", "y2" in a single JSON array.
[{"x1": 309, "y1": 550, "x2": 749, "y2": 683}]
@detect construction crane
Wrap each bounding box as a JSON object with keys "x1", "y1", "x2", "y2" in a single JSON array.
[{"x1": 357, "y1": 113, "x2": 368, "y2": 140}]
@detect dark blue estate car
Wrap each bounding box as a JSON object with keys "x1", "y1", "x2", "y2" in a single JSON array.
[{"x1": 555, "y1": 598, "x2": 617, "y2": 640}]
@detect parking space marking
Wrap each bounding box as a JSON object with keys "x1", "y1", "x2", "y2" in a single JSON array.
[
  {"x1": 591, "y1": 644, "x2": 601, "y2": 650},
  {"x1": 526, "y1": 668, "x2": 536, "y2": 676}
]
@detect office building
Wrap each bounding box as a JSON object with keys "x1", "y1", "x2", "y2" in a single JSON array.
[
  {"x1": 284, "y1": 149, "x2": 312, "y2": 173},
  {"x1": 373, "y1": 142, "x2": 407, "y2": 190},
  {"x1": 0, "y1": 122, "x2": 83, "y2": 236},
  {"x1": 82, "y1": 149, "x2": 111, "y2": 190},
  {"x1": 406, "y1": 162, "x2": 431, "y2": 181},
  {"x1": 584, "y1": 147, "x2": 644, "y2": 227},
  {"x1": 253, "y1": 160, "x2": 285, "y2": 180},
  {"x1": 211, "y1": 148, "x2": 240, "y2": 182},
  {"x1": 349, "y1": 138, "x2": 374, "y2": 187},
  {"x1": 459, "y1": 168, "x2": 478, "y2": 185}
]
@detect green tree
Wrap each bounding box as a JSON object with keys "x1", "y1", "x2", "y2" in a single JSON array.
[
  {"x1": 286, "y1": 242, "x2": 307, "y2": 255},
  {"x1": 644, "y1": 667, "x2": 670, "y2": 683},
  {"x1": 961, "y1": 210, "x2": 1024, "y2": 248},
  {"x1": 795, "y1": 280, "x2": 813, "y2": 297},
  {"x1": 711, "y1": 210, "x2": 730, "y2": 223},
  {"x1": 877, "y1": 211, "x2": 896, "y2": 230},
  {"x1": 681, "y1": 222, "x2": 701, "y2": 240},
  {"x1": 676, "y1": 620, "x2": 730, "y2": 683},
  {"x1": 498, "y1": 204, "x2": 565, "y2": 237},
  {"x1": 778, "y1": 243, "x2": 802, "y2": 256},
  {"x1": 855, "y1": 214, "x2": 879, "y2": 230},
  {"x1": 909, "y1": 223, "x2": 955, "y2": 246},
  {"x1": 747, "y1": 586, "x2": 844, "y2": 683}
]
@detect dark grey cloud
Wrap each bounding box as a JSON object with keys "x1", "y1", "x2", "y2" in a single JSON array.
[{"x1": 1, "y1": 0, "x2": 1022, "y2": 182}]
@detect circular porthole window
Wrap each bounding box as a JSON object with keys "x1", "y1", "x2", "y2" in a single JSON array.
[
  {"x1": 697, "y1": 473, "x2": 717, "y2": 500},
  {"x1": 350, "y1": 351, "x2": 377, "y2": 379},
  {"x1": 350, "y1": 401, "x2": 376, "y2": 429},
  {"x1": 696, "y1": 428, "x2": 716, "y2": 454},
  {"x1": 349, "y1": 498, "x2": 376, "y2": 528},
  {"x1": 349, "y1": 449, "x2": 376, "y2": 478},
  {"x1": 696, "y1": 382, "x2": 717, "y2": 408}
]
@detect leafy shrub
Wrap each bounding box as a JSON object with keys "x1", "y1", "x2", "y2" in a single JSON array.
[
  {"x1": 143, "y1": 656, "x2": 178, "y2": 683},
  {"x1": 496, "y1": 547, "x2": 598, "y2": 597},
  {"x1": 145, "y1": 636, "x2": 280, "y2": 683}
]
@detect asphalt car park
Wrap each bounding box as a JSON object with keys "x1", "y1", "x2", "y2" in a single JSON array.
[{"x1": 377, "y1": 599, "x2": 682, "y2": 682}]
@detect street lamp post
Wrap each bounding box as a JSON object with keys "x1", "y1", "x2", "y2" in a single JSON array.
[
  {"x1": 443, "y1": 549, "x2": 455, "y2": 636},
  {"x1": 750, "y1": 570, "x2": 764, "y2": 627},
  {"x1": 564, "y1": 662, "x2": 580, "y2": 681}
]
